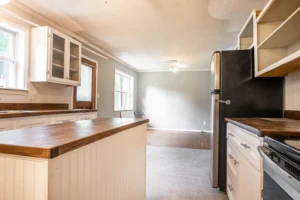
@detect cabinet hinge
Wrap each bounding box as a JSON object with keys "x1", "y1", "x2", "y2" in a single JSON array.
[
  {"x1": 261, "y1": 189, "x2": 263, "y2": 198},
  {"x1": 46, "y1": 70, "x2": 49, "y2": 74},
  {"x1": 48, "y1": 33, "x2": 51, "y2": 37}
]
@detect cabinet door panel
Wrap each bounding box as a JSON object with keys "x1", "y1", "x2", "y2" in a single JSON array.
[
  {"x1": 77, "y1": 113, "x2": 97, "y2": 121},
  {"x1": 16, "y1": 117, "x2": 49, "y2": 129},
  {"x1": 0, "y1": 120, "x2": 14, "y2": 131},
  {"x1": 53, "y1": 114, "x2": 77, "y2": 124},
  {"x1": 238, "y1": 153, "x2": 261, "y2": 200}
]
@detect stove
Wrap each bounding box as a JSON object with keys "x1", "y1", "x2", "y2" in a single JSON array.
[{"x1": 259, "y1": 136, "x2": 300, "y2": 200}]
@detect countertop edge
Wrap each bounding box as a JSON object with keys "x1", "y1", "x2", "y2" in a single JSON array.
[
  {"x1": 0, "y1": 119, "x2": 149, "y2": 159},
  {"x1": 225, "y1": 118, "x2": 262, "y2": 137},
  {"x1": 0, "y1": 109, "x2": 97, "y2": 119}
]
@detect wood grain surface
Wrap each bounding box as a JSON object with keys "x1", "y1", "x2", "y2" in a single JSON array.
[
  {"x1": 284, "y1": 110, "x2": 300, "y2": 120},
  {"x1": 225, "y1": 118, "x2": 300, "y2": 137},
  {"x1": 0, "y1": 109, "x2": 97, "y2": 119},
  {"x1": 0, "y1": 118, "x2": 149, "y2": 159},
  {"x1": 0, "y1": 103, "x2": 69, "y2": 110}
]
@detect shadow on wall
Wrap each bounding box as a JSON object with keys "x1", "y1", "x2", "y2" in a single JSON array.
[{"x1": 137, "y1": 71, "x2": 211, "y2": 131}]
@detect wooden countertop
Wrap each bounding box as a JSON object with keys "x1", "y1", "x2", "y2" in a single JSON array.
[
  {"x1": 225, "y1": 118, "x2": 300, "y2": 137},
  {"x1": 0, "y1": 118, "x2": 149, "y2": 159},
  {"x1": 0, "y1": 109, "x2": 97, "y2": 119}
]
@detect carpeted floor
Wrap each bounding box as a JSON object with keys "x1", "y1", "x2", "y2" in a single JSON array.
[{"x1": 146, "y1": 131, "x2": 228, "y2": 200}]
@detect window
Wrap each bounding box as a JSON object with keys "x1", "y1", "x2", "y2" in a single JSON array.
[
  {"x1": 73, "y1": 57, "x2": 97, "y2": 109},
  {"x1": 76, "y1": 64, "x2": 92, "y2": 101},
  {"x1": 0, "y1": 20, "x2": 27, "y2": 90},
  {"x1": 114, "y1": 69, "x2": 134, "y2": 111}
]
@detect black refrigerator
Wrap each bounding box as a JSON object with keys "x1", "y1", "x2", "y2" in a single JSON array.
[{"x1": 209, "y1": 50, "x2": 283, "y2": 192}]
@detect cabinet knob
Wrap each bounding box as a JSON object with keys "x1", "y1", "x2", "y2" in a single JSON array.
[
  {"x1": 228, "y1": 132, "x2": 234, "y2": 137},
  {"x1": 228, "y1": 184, "x2": 234, "y2": 192},
  {"x1": 240, "y1": 143, "x2": 251, "y2": 150}
]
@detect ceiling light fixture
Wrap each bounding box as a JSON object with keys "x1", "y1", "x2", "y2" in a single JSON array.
[
  {"x1": 169, "y1": 60, "x2": 179, "y2": 73},
  {"x1": 0, "y1": 0, "x2": 9, "y2": 5}
]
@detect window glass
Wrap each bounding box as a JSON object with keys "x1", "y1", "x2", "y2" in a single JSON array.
[
  {"x1": 115, "y1": 73, "x2": 121, "y2": 91},
  {"x1": 0, "y1": 60, "x2": 14, "y2": 88},
  {"x1": 0, "y1": 22, "x2": 26, "y2": 90},
  {"x1": 114, "y1": 70, "x2": 134, "y2": 111},
  {"x1": 76, "y1": 64, "x2": 92, "y2": 101},
  {"x1": 115, "y1": 92, "x2": 121, "y2": 110},
  {"x1": 0, "y1": 29, "x2": 14, "y2": 58}
]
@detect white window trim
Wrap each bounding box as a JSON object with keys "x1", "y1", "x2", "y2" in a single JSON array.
[
  {"x1": 114, "y1": 69, "x2": 134, "y2": 111},
  {"x1": 0, "y1": 17, "x2": 29, "y2": 92}
]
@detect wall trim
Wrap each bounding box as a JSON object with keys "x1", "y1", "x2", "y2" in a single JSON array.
[
  {"x1": 137, "y1": 68, "x2": 211, "y2": 73},
  {"x1": 148, "y1": 127, "x2": 212, "y2": 133}
]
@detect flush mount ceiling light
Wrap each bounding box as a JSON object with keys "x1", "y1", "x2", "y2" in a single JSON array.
[
  {"x1": 168, "y1": 60, "x2": 178, "y2": 73},
  {"x1": 0, "y1": 0, "x2": 10, "y2": 5},
  {"x1": 168, "y1": 60, "x2": 189, "y2": 73}
]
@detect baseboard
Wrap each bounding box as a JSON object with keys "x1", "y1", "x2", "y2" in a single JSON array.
[{"x1": 148, "y1": 127, "x2": 212, "y2": 133}]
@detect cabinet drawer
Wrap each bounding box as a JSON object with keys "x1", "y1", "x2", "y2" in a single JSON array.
[
  {"x1": 227, "y1": 169, "x2": 238, "y2": 200},
  {"x1": 16, "y1": 117, "x2": 49, "y2": 129},
  {"x1": 0, "y1": 120, "x2": 14, "y2": 131},
  {"x1": 77, "y1": 113, "x2": 97, "y2": 121},
  {"x1": 227, "y1": 124, "x2": 263, "y2": 171},
  {"x1": 227, "y1": 140, "x2": 239, "y2": 177},
  {"x1": 53, "y1": 114, "x2": 77, "y2": 124}
]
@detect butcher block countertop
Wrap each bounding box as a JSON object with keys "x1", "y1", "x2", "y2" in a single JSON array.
[
  {"x1": 0, "y1": 118, "x2": 149, "y2": 159},
  {"x1": 0, "y1": 109, "x2": 97, "y2": 119},
  {"x1": 225, "y1": 118, "x2": 300, "y2": 137}
]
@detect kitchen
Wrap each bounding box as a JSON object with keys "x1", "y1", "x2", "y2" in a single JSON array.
[{"x1": 0, "y1": 0, "x2": 299, "y2": 200}]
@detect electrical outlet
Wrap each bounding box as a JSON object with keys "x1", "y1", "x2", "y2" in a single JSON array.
[{"x1": 29, "y1": 92, "x2": 37, "y2": 101}]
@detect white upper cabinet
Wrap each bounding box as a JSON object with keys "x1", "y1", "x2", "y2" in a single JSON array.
[{"x1": 31, "y1": 26, "x2": 81, "y2": 86}]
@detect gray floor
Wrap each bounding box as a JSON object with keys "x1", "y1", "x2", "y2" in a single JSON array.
[{"x1": 147, "y1": 146, "x2": 228, "y2": 200}]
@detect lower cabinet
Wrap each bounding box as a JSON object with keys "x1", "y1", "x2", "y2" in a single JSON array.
[
  {"x1": 52, "y1": 114, "x2": 78, "y2": 124},
  {"x1": 0, "y1": 112, "x2": 97, "y2": 131},
  {"x1": 0, "y1": 120, "x2": 14, "y2": 131},
  {"x1": 227, "y1": 123, "x2": 263, "y2": 200}
]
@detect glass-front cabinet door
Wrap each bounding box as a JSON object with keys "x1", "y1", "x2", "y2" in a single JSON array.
[
  {"x1": 50, "y1": 31, "x2": 66, "y2": 80},
  {"x1": 68, "y1": 40, "x2": 81, "y2": 83}
]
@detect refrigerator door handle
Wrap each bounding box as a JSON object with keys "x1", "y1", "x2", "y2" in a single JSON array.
[{"x1": 217, "y1": 99, "x2": 231, "y2": 105}]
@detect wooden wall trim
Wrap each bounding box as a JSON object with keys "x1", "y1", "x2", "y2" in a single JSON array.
[
  {"x1": 0, "y1": 103, "x2": 69, "y2": 111},
  {"x1": 284, "y1": 110, "x2": 300, "y2": 120}
]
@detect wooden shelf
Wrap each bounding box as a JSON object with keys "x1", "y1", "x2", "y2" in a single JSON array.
[
  {"x1": 257, "y1": 50, "x2": 300, "y2": 77},
  {"x1": 52, "y1": 63, "x2": 64, "y2": 69},
  {"x1": 53, "y1": 48, "x2": 64, "y2": 54},
  {"x1": 256, "y1": 0, "x2": 300, "y2": 24},
  {"x1": 258, "y1": 8, "x2": 300, "y2": 49},
  {"x1": 238, "y1": 10, "x2": 261, "y2": 50},
  {"x1": 70, "y1": 54, "x2": 79, "y2": 59},
  {"x1": 70, "y1": 68, "x2": 78, "y2": 72}
]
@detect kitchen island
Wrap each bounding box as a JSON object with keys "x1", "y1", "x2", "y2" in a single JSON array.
[{"x1": 0, "y1": 118, "x2": 149, "y2": 200}]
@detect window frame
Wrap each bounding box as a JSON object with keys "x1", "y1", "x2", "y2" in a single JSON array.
[
  {"x1": 0, "y1": 18, "x2": 28, "y2": 91},
  {"x1": 114, "y1": 69, "x2": 134, "y2": 111},
  {"x1": 0, "y1": 26, "x2": 17, "y2": 88}
]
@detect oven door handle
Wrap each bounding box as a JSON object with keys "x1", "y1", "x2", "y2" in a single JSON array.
[{"x1": 258, "y1": 146, "x2": 300, "y2": 198}]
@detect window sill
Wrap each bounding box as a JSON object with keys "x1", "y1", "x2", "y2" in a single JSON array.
[
  {"x1": 0, "y1": 87, "x2": 29, "y2": 95},
  {"x1": 114, "y1": 109, "x2": 133, "y2": 112}
]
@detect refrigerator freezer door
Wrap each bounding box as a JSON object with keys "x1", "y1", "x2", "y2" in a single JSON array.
[{"x1": 210, "y1": 52, "x2": 220, "y2": 188}]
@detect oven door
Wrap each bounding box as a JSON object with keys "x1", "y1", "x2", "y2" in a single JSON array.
[{"x1": 258, "y1": 146, "x2": 300, "y2": 200}]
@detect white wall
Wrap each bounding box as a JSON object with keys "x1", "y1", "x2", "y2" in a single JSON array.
[
  {"x1": 137, "y1": 71, "x2": 211, "y2": 131},
  {"x1": 82, "y1": 49, "x2": 138, "y2": 118},
  {"x1": 0, "y1": 4, "x2": 137, "y2": 113},
  {"x1": 285, "y1": 70, "x2": 300, "y2": 110}
]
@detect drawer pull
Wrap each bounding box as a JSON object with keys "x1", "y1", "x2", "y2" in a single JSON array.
[
  {"x1": 228, "y1": 184, "x2": 234, "y2": 192},
  {"x1": 228, "y1": 132, "x2": 234, "y2": 137},
  {"x1": 228, "y1": 154, "x2": 234, "y2": 160},
  {"x1": 234, "y1": 159, "x2": 239, "y2": 165},
  {"x1": 240, "y1": 143, "x2": 251, "y2": 150}
]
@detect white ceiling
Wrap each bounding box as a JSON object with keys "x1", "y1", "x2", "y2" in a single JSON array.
[{"x1": 16, "y1": 0, "x2": 268, "y2": 71}]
